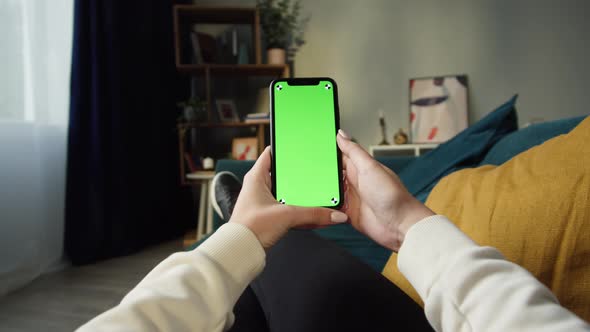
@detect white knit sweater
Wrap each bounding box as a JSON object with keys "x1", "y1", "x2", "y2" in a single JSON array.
[{"x1": 77, "y1": 216, "x2": 590, "y2": 331}]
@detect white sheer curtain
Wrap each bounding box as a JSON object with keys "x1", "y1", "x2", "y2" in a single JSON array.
[{"x1": 0, "y1": 0, "x2": 73, "y2": 295}]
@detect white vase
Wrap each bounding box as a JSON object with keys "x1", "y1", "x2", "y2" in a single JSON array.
[
  {"x1": 267, "y1": 48, "x2": 286, "y2": 65},
  {"x1": 183, "y1": 106, "x2": 196, "y2": 122}
]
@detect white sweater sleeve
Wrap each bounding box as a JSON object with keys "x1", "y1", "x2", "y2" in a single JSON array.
[
  {"x1": 398, "y1": 215, "x2": 590, "y2": 332},
  {"x1": 76, "y1": 222, "x2": 266, "y2": 332}
]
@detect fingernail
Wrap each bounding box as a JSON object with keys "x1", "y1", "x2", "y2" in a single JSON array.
[
  {"x1": 338, "y1": 129, "x2": 351, "y2": 140},
  {"x1": 330, "y1": 211, "x2": 348, "y2": 223}
]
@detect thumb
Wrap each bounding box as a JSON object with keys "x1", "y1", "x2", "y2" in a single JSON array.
[
  {"x1": 287, "y1": 206, "x2": 349, "y2": 228},
  {"x1": 336, "y1": 130, "x2": 376, "y2": 171}
]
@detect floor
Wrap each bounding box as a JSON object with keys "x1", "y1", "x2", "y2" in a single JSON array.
[{"x1": 0, "y1": 240, "x2": 182, "y2": 332}]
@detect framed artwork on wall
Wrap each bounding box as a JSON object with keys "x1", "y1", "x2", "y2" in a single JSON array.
[
  {"x1": 232, "y1": 137, "x2": 258, "y2": 160},
  {"x1": 216, "y1": 99, "x2": 240, "y2": 122},
  {"x1": 409, "y1": 75, "x2": 468, "y2": 143}
]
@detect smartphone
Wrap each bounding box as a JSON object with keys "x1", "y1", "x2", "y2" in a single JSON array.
[{"x1": 270, "y1": 77, "x2": 343, "y2": 208}]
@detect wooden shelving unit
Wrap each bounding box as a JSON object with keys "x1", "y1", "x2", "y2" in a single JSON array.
[
  {"x1": 173, "y1": 5, "x2": 289, "y2": 185},
  {"x1": 176, "y1": 64, "x2": 289, "y2": 77},
  {"x1": 173, "y1": 6, "x2": 262, "y2": 66}
]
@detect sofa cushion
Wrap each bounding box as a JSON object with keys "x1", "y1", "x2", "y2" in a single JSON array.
[
  {"x1": 481, "y1": 115, "x2": 586, "y2": 166},
  {"x1": 398, "y1": 95, "x2": 518, "y2": 202},
  {"x1": 382, "y1": 116, "x2": 590, "y2": 321},
  {"x1": 376, "y1": 156, "x2": 416, "y2": 174}
]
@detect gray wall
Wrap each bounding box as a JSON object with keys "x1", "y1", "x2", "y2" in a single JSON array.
[
  {"x1": 197, "y1": 0, "x2": 590, "y2": 147},
  {"x1": 295, "y1": 0, "x2": 590, "y2": 146}
]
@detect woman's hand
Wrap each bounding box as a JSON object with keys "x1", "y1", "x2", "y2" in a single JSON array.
[
  {"x1": 229, "y1": 146, "x2": 349, "y2": 249},
  {"x1": 337, "y1": 130, "x2": 434, "y2": 252}
]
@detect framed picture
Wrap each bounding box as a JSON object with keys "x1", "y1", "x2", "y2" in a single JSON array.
[
  {"x1": 216, "y1": 99, "x2": 239, "y2": 122},
  {"x1": 232, "y1": 137, "x2": 258, "y2": 160},
  {"x1": 409, "y1": 75, "x2": 468, "y2": 143}
]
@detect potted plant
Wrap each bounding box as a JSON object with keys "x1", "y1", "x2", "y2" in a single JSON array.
[
  {"x1": 176, "y1": 97, "x2": 208, "y2": 123},
  {"x1": 257, "y1": 0, "x2": 309, "y2": 65}
]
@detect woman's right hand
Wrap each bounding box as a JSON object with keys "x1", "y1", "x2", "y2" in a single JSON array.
[{"x1": 336, "y1": 130, "x2": 434, "y2": 252}]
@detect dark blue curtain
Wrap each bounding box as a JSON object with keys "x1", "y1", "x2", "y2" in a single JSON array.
[{"x1": 65, "y1": 0, "x2": 192, "y2": 264}]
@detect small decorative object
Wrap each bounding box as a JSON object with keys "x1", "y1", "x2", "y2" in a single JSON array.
[
  {"x1": 215, "y1": 99, "x2": 239, "y2": 123},
  {"x1": 257, "y1": 0, "x2": 309, "y2": 65},
  {"x1": 202, "y1": 157, "x2": 215, "y2": 170},
  {"x1": 232, "y1": 137, "x2": 258, "y2": 160},
  {"x1": 410, "y1": 75, "x2": 468, "y2": 143},
  {"x1": 176, "y1": 97, "x2": 208, "y2": 123},
  {"x1": 267, "y1": 48, "x2": 286, "y2": 65},
  {"x1": 393, "y1": 128, "x2": 409, "y2": 145},
  {"x1": 378, "y1": 110, "x2": 389, "y2": 145}
]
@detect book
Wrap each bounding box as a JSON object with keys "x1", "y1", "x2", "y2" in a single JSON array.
[
  {"x1": 245, "y1": 112, "x2": 270, "y2": 119},
  {"x1": 244, "y1": 112, "x2": 270, "y2": 123},
  {"x1": 184, "y1": 154, "x2": 198, "y2": 172},
  {"x1": 190, "y1": 31, "x2": 203, "y2": 64},
  {"x1": 244, "y1": 118, "x2": 270, "y2": 124}
]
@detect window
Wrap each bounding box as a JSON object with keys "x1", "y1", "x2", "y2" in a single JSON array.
[
  {"x1": 0, "y1": 0, "x2": 72, "y2": 124},
  {"x1": 0, "y1": 0, "x2": 26, "y2": 121}
]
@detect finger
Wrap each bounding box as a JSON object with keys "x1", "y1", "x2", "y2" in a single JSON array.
[
  {"x1": 249, "y1": 146, "x2": 271, "y2": 177},
  {"x1": 380, "y1": 163, "x2": 396, "y2": 177},
  {"x1": 342, "y1": 155, "x2": 359, "y2": 188},
  {"x1": 336, "y1": 131, "x2": 377, "y2": 171},
  {"x1": 340, "y1": 181, "x2": 359, "y2": 215},
  {"x1": 286, "y1": 206, "x2": 348, "y2": 228}
]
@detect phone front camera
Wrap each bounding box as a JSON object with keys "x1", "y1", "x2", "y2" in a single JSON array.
[
  {"x1": 325, "y1": 84, "x2": 332, "y2": 90},
  {"x1": 276, "y1": 85, "x2": 283, "y2": 91}
]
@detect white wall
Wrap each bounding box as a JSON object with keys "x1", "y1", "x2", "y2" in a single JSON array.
[{"x1": 295, "y1": 0, "x2": 590, "y2": 146}]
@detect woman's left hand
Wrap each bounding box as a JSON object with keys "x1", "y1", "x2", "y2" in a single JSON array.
[{"x1": 229, "y1": 146, "x2": 349, "y2": 249}]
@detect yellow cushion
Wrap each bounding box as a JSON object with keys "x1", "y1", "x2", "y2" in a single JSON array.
[{"x1": 382, "y1": 117, "x2": 590, "y2": 321}]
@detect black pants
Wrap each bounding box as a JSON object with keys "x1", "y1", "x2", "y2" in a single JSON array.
[{"x1": 229, "y1": 230, "x2": 433, "y2": 332}]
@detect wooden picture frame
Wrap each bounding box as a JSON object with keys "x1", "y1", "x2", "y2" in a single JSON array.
[
  {"x1": 409, "y1": 75, "x2": 468, "y2": 143},
  {"x1": 216, "y1": 99, "x2": 239, "y2": 122},
  {"x1": 232, "y1": 137, "x2": 258, "y2": 160}
]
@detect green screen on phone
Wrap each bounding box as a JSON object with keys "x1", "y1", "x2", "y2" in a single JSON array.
[{"x1": 271, "y1": 78, "x2": 342, "y2": 208}]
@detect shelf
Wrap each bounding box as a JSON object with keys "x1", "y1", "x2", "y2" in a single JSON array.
[
  {"x1": 174, "y1": 5, "x2": 257, "y2": 25},
  {"x1": 177, "y1": 64, "x2": 288, "y2": 77},
  {"x1": 369, "y1": 144, "x2": 439, "y2": 157},
  {"x1": 370, "y1": 144, "x2": 438, "y2": 151},
  {"x1": 173, "y1": 5, "x2": 285, "y2": 187},
  {"x1": 173, "y1": 5, "x2": 262, "y2": 67},
  {"x1": 178, "y1": 120, "x2": 269, "y2": 129}
]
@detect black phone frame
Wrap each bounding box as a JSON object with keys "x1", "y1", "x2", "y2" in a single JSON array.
[{"x1": 269, "y1": 77, "x2": 344, "y2": 209}]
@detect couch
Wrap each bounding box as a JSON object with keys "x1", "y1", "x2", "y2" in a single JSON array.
[
  {"x1": 189, "y1": 96, "x2": 589, "y2": 319},
  {"x1": 199, "y1": 98, "x2": 584, "y2": 270}
]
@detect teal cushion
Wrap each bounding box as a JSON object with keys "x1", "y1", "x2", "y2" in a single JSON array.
[
  {"x1": 215, "y1": 159, "x2": 255, "y2": 179},
  {"x1": 398, "y1": 95, "x2": 519, "y2": 202},
  {"x1": 481, "y1": 115, "x2": 588, "y2": 166},
  {"x1": 376, "y1": 156, "x2": 416, "y2": 174}
]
